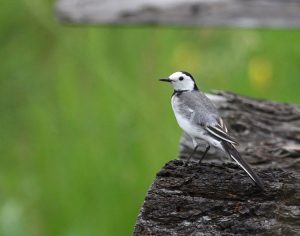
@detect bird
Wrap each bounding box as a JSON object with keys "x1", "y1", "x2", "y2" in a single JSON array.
[{"x1": 159, "y1": 71, "x2": 264, "y2": 190}]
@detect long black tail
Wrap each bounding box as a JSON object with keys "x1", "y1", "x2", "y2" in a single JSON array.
[{"x1": 222, "y1": 141, "x2": 264, "y2": 190}]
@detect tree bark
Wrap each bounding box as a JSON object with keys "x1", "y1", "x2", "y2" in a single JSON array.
[{"x1": 134, "y1": 91, "x2": 300, "y2": 236}]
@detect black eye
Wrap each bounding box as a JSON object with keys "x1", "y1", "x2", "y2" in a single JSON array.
[{"x1": 179, "y1": 76, "x2": 184, "y2": 81}]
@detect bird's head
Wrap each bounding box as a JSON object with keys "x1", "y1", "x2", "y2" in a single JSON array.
[{"x1": 159, "y1": 71, "x2": 198, "y2": 91}]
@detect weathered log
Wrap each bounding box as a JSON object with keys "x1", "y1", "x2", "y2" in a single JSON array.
[
  {"x1": 55, "y1": 0, "x2": 300, "y2": 28},
  {"x1": 134, "y1": 160, "x2": 299, "y2": 236},
  {"x1": 134, "y1": 92, "x2": 300, "y2": 235}
]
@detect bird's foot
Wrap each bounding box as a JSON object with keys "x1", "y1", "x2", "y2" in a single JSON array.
[{"x1": 183, "y1": 159, "x2": 190, "y2": 167}]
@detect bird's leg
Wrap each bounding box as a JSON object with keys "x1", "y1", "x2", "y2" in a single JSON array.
[
  {"x1": 199, "y1": 145, "x2": 210, "y2": 164},
  {"x1": 188, "y1": 145, "x2": 199, "y2": 161},
  {"x1": 184, "y1": 144, "x2": 199, "y2": 166},
  {"x1": 184, "y1": 139, "x2": 199, "y2": 166}
]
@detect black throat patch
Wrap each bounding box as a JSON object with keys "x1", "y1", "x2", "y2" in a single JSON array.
[{"x1": 172, "y1": 90, "x2": 189, "y2": 97}]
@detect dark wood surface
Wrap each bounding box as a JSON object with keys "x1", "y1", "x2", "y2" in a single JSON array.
[
  {"x1": 55, "y1": 0, "x2": 300, "y2": 28},
  {"x1": 134, "y1": 91, "x2": 300, "y2": 235},
  {"x1": 134, "y1": 160, "x2": 299, "y2": 235}
]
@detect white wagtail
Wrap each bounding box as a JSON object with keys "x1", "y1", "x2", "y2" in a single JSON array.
[{"x1": 160, "y1": 71, "x2": 264, "y2": 190}]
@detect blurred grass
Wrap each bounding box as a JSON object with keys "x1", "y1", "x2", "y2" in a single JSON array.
[{"x1": 0, "y1": 1, "x2": 300, "y2": 235}]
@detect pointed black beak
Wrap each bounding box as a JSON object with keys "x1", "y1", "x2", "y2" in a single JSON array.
[{"x1": 159, "y1": 78, "x2": 171, "y2": 82}]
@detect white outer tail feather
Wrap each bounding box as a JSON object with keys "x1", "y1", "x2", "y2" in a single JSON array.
[
  {"x1": 229, "y1": 154, "x2": 256, "y2": 183},
  {"x1": 222, "y1": 142, "x2": 264, "y2": 190}
]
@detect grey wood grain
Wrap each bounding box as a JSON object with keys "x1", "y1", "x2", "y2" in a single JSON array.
[
  {"x1": 55, "y1": 0, "x2": 300, "y2": 28},
  {"x1": 134, "y1": 161, "x2": 299, "y2": 235}
]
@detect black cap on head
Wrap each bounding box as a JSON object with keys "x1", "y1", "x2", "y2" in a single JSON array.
[{"x1": 180, "y1": 71, "x2": 194, "y2": 80}]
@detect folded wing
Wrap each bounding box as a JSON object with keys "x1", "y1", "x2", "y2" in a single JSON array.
[{"x1": 206, "y1": 118, "x2": 238, "y2": 145}]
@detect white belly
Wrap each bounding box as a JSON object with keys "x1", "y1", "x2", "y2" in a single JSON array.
[
  {"x1": 171, "y1": 102, "x2": 203, "y2": 139},
  {"x1": 173, "y1": 110, "x2": 201, "y2": 137}
]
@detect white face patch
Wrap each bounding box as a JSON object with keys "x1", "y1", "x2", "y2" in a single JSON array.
[{"x1": 169, "y1": 71, "x2": 195, "y2": 91}]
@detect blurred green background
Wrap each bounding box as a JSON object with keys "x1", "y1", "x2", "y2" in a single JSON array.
[{"x1": 1, "y1": 1, "x2": 300, "y2": 235}]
